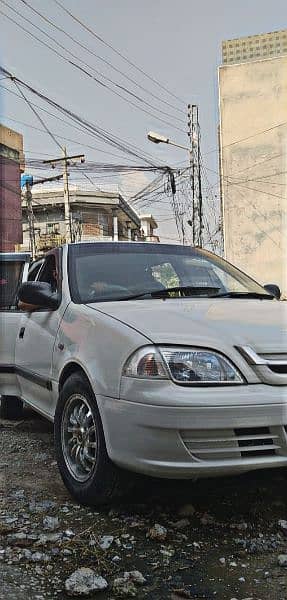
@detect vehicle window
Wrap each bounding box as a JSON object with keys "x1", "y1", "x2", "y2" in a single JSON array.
[
  {"x1": 151, "y1": 262, "x2": 179, "y2": 288},
  {"x1": 68, "y1": 243, "x2": 268, "y2": 303},
  {"x1": 28, "y1": 259, "x2": 44, "y2": 281},
  {"x1": 38, "y1": 255, "x2": 58, "y2": 292},
  {"x1": 0, "y1": 261, "x2": 24, "y2": 310}
]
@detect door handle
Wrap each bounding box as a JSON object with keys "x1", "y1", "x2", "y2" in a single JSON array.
[{"x1": 19, "y1": 326, "x2": 25, "y2": 339}]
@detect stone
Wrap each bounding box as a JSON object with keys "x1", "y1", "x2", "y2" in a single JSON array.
[
  {"x1": 278, "y1": 554, "x2": 287, "y2": 567},
  {"x1": 123, "y1": 571, "x2": 146, "y2": 585},
  {"x1": 219, "y1": 557, "x2": 226, "y2": 565},
  {"x1": 98, "y1": 535, "x2": 114, "y2": 550},
  {"x1": 112, "y1": 570, "x2": 146, "y2": 596},
  {"x1": 65, "y1": 568, "x2": 108, "y2": 596},
  {"x1": 43, "y1": 516, "x2": 59, "y2": 531},
  {"x1": 113, "y1": 577, "x2": 137, "y2": 597},
  {"x1": 172, "y1": 518, "x2": 190, "y2": 530},
  {"x1": 148, "y1": 523, "x2": 167, "y2": 541}
]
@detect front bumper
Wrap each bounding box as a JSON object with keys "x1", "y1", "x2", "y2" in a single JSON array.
[{"x1": 97, "y1": 381, "x2": 287, "y2": 478}]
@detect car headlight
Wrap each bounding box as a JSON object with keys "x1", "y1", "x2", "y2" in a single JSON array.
[
  {"x1": 123, "y1": 345, "x2": 244, "y2": 384},
  {"x1": 123, "y1": 346, "x2": 168, "y2": 379}
]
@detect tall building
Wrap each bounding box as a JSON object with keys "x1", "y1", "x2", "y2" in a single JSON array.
[
  {"x1": 218, "y1": 31, "x2": 287, "y2": 297},
  {"x1": 222, "y1": 29, "x2": 287, "y2": 64},
  {"x1": 0, "y1": 125, "x2": 25, "y2": 251}
]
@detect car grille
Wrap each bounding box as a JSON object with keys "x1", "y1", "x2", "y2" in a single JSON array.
[
  {"x1": 180, "y1": 426, "x2": 285, "y2": 461},
  {"x1": 259, "y1": 353, "x2": 287, "y2": 375}
]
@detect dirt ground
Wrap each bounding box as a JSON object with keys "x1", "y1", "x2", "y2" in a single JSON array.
[{"x1": 0, "y1": 408, "x2": 287, "y2": 600}]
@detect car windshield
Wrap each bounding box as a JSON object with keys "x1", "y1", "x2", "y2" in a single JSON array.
[{"x1": 68, "y1": 243, "x2": 272, "y2": 304}]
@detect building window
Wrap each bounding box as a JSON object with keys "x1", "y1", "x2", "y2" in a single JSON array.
[{"x1": 46, "y1": 222, "x2": 60, "y2": 234}]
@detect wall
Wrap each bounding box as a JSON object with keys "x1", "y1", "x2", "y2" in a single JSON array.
[
  {"x1": 0, "y1": 125, "x2": 24, "y2": 251},
  {"x1": 219, "y1": 55, "x2": 287, "y2": 297},
  {"x1": 0, "y1": 154, "x2": 23, "y2": 251}
]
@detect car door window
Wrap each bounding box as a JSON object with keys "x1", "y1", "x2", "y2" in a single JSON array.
[
  {"x1": 28, "y1": 259, "x2": 45, "y2": 282},
  {"x1": 38, "y1": 254, "x2": 59, "y2": 293},
  {"x1": 0, "y1": 261, "x2": 25, "y2": 310}
]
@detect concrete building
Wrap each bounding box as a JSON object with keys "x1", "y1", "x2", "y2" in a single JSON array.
[
  {"x1": 21, "y1": 185, "x2": 159, "y2": 253},
  {"x1": 218, "y1": 32, "x2": 287, "y2": 297},
  {"x1": 0, "y1": 124, "x2": 25, "y2": 251},
  {"x1": 222, "y1": 29, "x2": 287, "y2": 65}
]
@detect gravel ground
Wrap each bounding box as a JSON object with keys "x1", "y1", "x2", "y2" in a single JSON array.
[{"x1": 0, "y1": 408, "x2": 287, "y2": 599}]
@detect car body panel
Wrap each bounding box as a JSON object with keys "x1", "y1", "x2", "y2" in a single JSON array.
[{"x1": 0, "y1": 252, "x2": 30, "y2": 396}]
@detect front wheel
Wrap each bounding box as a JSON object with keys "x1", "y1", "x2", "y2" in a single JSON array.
[{"x1": 54, "y1": 372, "x2": 124, "y2": 506}]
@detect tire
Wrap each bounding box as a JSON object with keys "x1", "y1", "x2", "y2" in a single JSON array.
[
  {"x1": 0, "y1": 396, "x2": 24, "y2": 420},
  {"x1": 54, "y1": 372, "x2": 125, "y2": 506}
]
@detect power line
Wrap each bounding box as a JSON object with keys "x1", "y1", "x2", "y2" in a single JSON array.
[
  {"x1": 205, "y1": 121, "x2": 287, "y2": 156},
  {"x1": 1, "y1": 83, "x2": 152, "y2": 162},
  {"x1": 52, "y1": 0, "x2": 186, "y2": 106},
  {"x1": 17, "y1": 0, "x2": 185, "y2": 118},
  {"x1": 0, "y1": 4, "x2": 185, "y2": 134},
  {"x1": 224, "y1": 186, "x2": 282, "y2": 250},
  {"x1": 0, "y1": 66, "x2": 163, "y2": 166},
  {"x1": 13, "y1": 80, "x2": 63, "y2": 152}
]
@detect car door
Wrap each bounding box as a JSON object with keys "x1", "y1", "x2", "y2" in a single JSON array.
[
  {"x1": 15, "y1": 249, "x2": 66, "y2": 419},
  {"x1": 0, "y1": 253, "x2": 30, "y2": 397}
]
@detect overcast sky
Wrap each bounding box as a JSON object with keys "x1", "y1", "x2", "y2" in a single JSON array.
[{"x1": 1, "y1": 0, "x2": 286, "y2": 242}]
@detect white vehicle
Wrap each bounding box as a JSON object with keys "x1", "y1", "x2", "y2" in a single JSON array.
[
  {"x1": 0, "y1": 252, "x2": 30, "y2": 418},
  {"x1": 0, "y1": 243, "x2": 286, "y2": 505}
]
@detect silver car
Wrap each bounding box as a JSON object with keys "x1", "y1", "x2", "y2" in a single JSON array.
[{"x1": 2, "y1": 242, "x2": 287, "y2": 505}]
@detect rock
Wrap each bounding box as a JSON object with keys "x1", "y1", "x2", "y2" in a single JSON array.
[
  {"x1": 172, "y1": 518, "x2": 190, "y2": 530},
  {"x1": 278, "y1": 554, "x2": 287, "y2": 567},
  {"x1": 98, "y1": 535, "x2": 114, "y2": 550},
  {"x1": 278, "y1": 520, "x2": 287, "y2": 531},
  {"x1": 147, "y1": 523, "x2": 167, "y2": 541},
  {"x1": 29, "y1": 500, "x2": 56, "y2": 513},
  {"x1": 124, "y1": 571, "x2": 146, "y2": 585},
  {"x1": 65, "y1": 568, "x2": 108, "y2": 596},
  {"x1": 178, "y1": 504, "x2": 195, "y2": 517},
  {"x1": 112, "y1": 571, "x2": 145, "y2": 597},
  {"x1": 112, "y1": 555, "x2": 121, "y2": 563},
  {"x1": 113, "y1": 577, "x2": 137, "y2": 597},
  {"x1": 43, "y1": 516, "x2": 59, "y2": 531},
  {"x1": 31, "y1": 552, "x2": 50, "y2": 562},
  {"x1": 219, "y1": 557, "x2": 226, "y2": 565},
  {"x1": 65, "y1": 529, "x2": 75, "y2": 537}
]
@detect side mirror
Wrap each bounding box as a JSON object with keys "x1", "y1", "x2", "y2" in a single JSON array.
[
  {"x1": 264, "y1": 284, "x2": 281, "y2": 300},
  {"x1": 18, "y1": 281, "x2": 59, "y2": 310}
]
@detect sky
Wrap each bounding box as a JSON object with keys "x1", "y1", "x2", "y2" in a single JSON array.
[{"x1": 1, "y1": 0, "x2": 286, "y2": 243}]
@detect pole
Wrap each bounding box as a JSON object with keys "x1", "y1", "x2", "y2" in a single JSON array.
[
  {"x1": 62, "y1": 146, "x2": 72, "y2": 243},
  {"x1": 188, "y1": 104, "x2": 203, "y2": 248},
  {"x1": 187, "y1": 104, "x2": 193, "y2": 245},
  {"x1": 25, "y1": 181, "x2": 36, "y2": 260},
  {"x1": 43, "y1": 151, "x2": 85, "y2": 244}
]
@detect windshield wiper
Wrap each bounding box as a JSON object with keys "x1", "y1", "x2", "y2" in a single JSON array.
[
  {"x1": 210, "y1": 291, "x2": 274, "y2": 299},
  {"x1": 116, "y1": 286, "x2": 221, "y2": 301}
]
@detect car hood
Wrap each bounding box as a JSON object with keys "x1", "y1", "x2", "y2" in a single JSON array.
[{"x1": 87, "y1": 298, "x2": 287, "y2": 353}]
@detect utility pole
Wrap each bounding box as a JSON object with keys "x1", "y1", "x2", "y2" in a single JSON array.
[
  {"x1": 21, "y1": 173, "x2": 64, "y2": 259},
  {"x1": 25, "y1": 180, "x2": 36, "y2": 261},
  {"x1": 187, "y1": 104, "x2": 203, "y2": 247},
  {"x1": 43, "y1": 149, "x2": 85, "y2": 243}
]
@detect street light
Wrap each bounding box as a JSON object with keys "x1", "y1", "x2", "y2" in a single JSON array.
[{"x1": 147, "y1": 131, "x2": 190, "y2": 152}]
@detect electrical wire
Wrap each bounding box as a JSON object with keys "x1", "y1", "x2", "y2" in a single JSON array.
[
  {"x1": 17, "y1": 0, "x2": 185, "y2": 117},
  {"x1": 0, "y1": 66, "x2": 163, "y2": 166},
  {"x1": 0, "y1": 4, "x2": 185, "y2": 134},
  {"x1": 52, "y1": 0, "x2": 186, "y2": 106}
]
